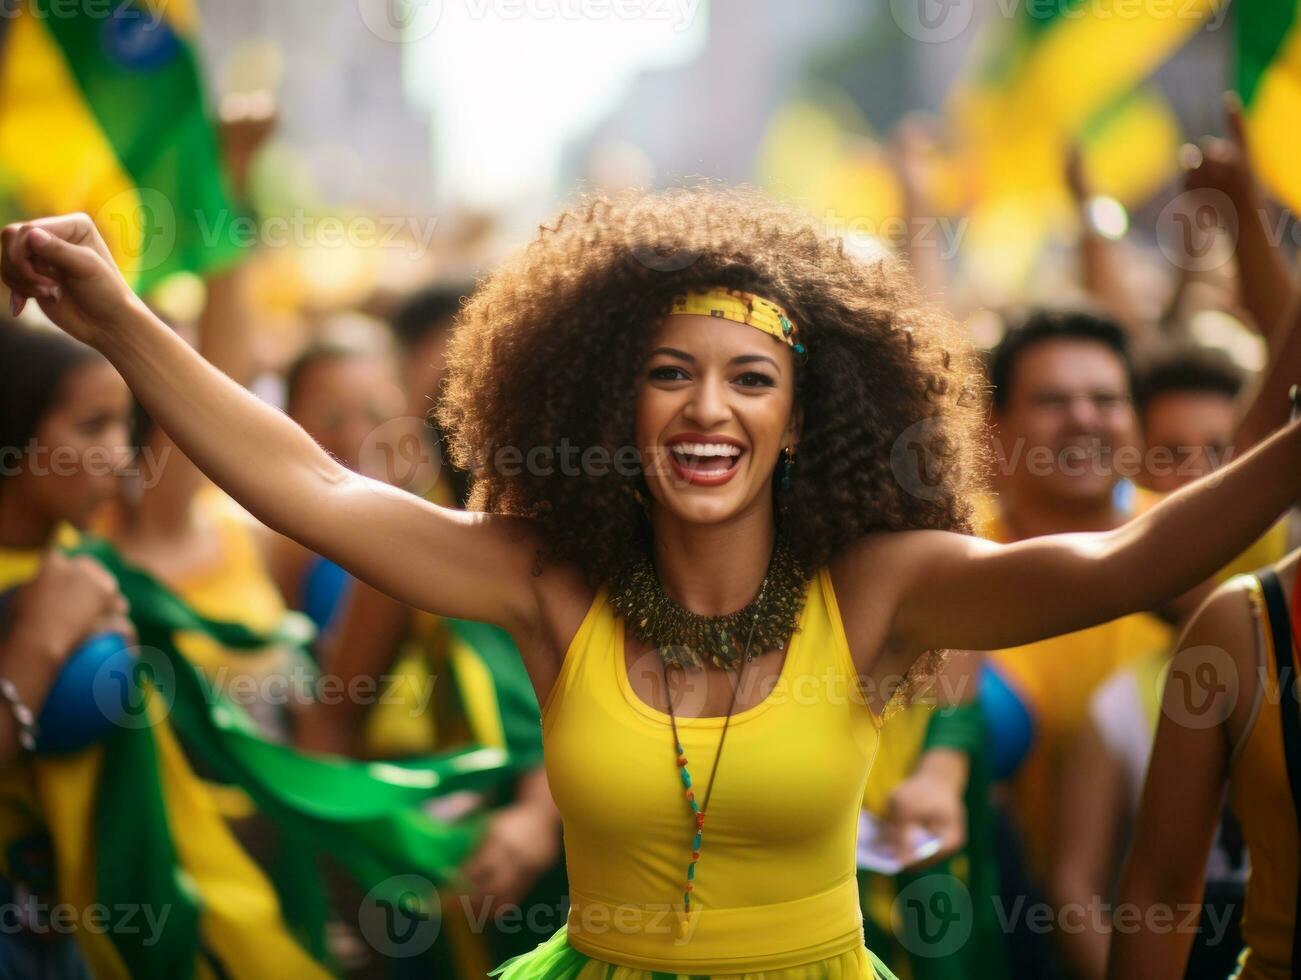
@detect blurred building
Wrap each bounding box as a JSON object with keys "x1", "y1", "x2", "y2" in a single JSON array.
[{"x1": 195, "y1": 0, "x2": 433, "y2": 215}]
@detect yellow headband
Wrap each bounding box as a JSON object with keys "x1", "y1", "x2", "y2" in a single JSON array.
[{"x1": 668, "y1": 288, "x2": 806, "y2": 357}]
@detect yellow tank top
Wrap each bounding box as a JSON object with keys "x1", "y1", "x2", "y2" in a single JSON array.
[
  {"x1": 1229, "y1": 576, "x2": 1299, "y2": 980},
  {"x1": 542, "y1": 566, "x2": 882, "y2": 974}
]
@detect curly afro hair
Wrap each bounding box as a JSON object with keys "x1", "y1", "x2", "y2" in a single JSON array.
[{"x1": 437, "y1": 185, "x2": 989, "y2": 595}]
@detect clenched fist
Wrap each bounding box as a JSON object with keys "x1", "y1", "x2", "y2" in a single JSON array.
[{"x1": 1, "y1": 214, "x2": 138, "y2": 348}]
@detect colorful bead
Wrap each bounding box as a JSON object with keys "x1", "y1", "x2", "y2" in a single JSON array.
[
  {"x1": 680, "y1": 770, "x2": 692, "y2": 787},
  {"x1": 684, "y1": 882, "x2": 693, "y2": 893},
  {"x1": 689, "y1": 797, "x2": 700, "y2": 812},
  {"x1": 687, "y1": 864, "x2": 695, "y2": 880},
  {"x1": 692, "y1": 850, "x2": 700, "y2": 861},
  {"x1": 692, "y1": 831, "x2": 702, "y2": 849},
  {"x1": 696, "y1": 812, "x2": 706, "y2": 829},
  {"x1": 677, "y1": 755, "x2": 687, "y2": 767},
  {"x1": 684, "y1": 789, "x2": 694, "y2": 802}
]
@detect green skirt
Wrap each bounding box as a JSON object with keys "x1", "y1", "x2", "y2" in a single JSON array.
[{"x1": 489, "y1": 926, "x2": 900, "y2": 979}]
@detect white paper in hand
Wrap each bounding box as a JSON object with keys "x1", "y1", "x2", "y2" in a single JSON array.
[{"x1": 856, "y1": 809, "x2": 944, "y2": 875}]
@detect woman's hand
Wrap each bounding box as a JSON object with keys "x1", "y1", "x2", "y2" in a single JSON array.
[
  {"x1": 0, "y1": 552, "x2": 135, "y2": 765},
  {"x1": 461, "y1": 799, "x2": 562, "y2": 915},
  {"x1": 1, "y1": 214, "x2": 136, "y2": 346},
  {"x1": 880, "y1": 748, "x2": 968, "y2": 869}
]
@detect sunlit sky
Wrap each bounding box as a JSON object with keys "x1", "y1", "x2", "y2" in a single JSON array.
[{"x1": 403, "y1": 0, "x2": 709, "y2": 208}]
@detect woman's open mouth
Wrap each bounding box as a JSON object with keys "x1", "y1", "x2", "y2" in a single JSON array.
[{"x1": 666, "y1": 439, "x2": 744, "y2": 487}]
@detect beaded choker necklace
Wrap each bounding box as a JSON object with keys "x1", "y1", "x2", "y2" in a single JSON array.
[
  {"x1": 609, "y1": 539, "x2": 808, "y2": 670},
  {"x1": 610, "y1": 542, "x2": 809, "y2": 939}
]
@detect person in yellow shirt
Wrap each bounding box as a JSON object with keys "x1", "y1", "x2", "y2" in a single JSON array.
[
  {"x1": 1050, "y1": 342, "x2": 1291, "y2": 979},
  {"x1": 981, "y1": 311, "x2": 1175, "y2": 896}
]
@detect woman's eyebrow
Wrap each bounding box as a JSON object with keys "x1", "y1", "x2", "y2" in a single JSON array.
[
  {"x1": 730, "y1": 353, "x2": 780, "y2": 371},
  {"x1": 648, "y1": 348, "x2": 781, "y2": 372}
]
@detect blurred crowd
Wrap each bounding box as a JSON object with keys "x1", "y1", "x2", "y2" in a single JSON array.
[{"x1": 1, "y1": 65, "x2": 1299, "y2": 980}]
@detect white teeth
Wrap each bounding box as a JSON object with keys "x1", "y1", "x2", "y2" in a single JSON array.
[{"x1": 670, "y1": 442, "x2": 742, "y2": 457}]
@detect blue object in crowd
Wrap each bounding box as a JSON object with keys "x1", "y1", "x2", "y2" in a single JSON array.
[
  {"x1": 979, "y1": 664, "x2": 1036, "y2": 781},
  {"x1": 300, "y1": 555, "x2": 352, "y2": 635},
  {"x1": 34, "y1": 632, "x2": 136, "y2": 754}
]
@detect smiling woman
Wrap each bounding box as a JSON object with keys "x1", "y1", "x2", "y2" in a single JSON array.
[
  {"x1": 438, "y1": 187, "x2": 986, "y2": 618},
  {"x1": 6, "y1": 187, "x2": 1301, "y2": 979}
]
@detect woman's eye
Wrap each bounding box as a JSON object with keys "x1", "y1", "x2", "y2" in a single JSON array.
[
  {"x1": 649, "y1": 365, "x2": 688, "y2": 382},
  {"x1": 735, "y1": 372, "x2": 775, "y2": 388}
]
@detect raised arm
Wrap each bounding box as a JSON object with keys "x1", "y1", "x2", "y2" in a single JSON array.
[
  {"x1": 873, "y1": 413, "x2": 1301, "y2": 659},
  {"x1": 1, "y1": 215, "x2": 544, "y2": 635},
  {"x1": 1185, "y1": 94, "x2": 1297, "y2": 351},
  {"x1": 1105, "y1": 584, "x2": 1249, "y2": 979}
]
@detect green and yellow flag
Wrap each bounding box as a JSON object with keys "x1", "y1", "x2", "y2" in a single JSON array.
[
  {"x1": 0, "y1": 537, "x2": 527, "y2": 978},
  {"x1": 947, "y1": 0, "x2": 1218, "y2": 291},
  {"x1": 1236, "y1": 0, "x2": 1301, "y2": 212},
  {"x1": 0, "y1": 0, "x2": 243, "y2": 292}
]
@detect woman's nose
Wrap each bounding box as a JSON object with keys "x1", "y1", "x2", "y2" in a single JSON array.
[{"x1": 682, "y1": 375, "x2": 732, "y2": 428}]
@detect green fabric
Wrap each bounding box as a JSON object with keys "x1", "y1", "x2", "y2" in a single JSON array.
[
  {"x1": 65, "y1": 536, "x2": 528, "y2": 970},
  {"x1": 447, "y1": 618, "x2": 544, "y2": 770},
  {"x1": 36, "y1": 0, "x2": 245, "y2": 290},
  {"x1": 95, "y1": 720, "x2": 202, "y2": 978},
  {"x1": 1236, "y1": 0, "x2": 1300, "y2": 105},
  {"x1": 489, "y1": 925, "x2": 901, "y2": 979},
  {"x1": 922, "y1": 702, "x2": 985, "y2": 758}
]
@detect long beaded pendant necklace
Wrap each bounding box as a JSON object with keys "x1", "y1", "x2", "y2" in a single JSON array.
[
  {"x1": 612, "y1": 539, "x2": 808, "y2": 939},
  {"x1": 661, "y1": 585, "x2": 763, "y2": 941}
]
